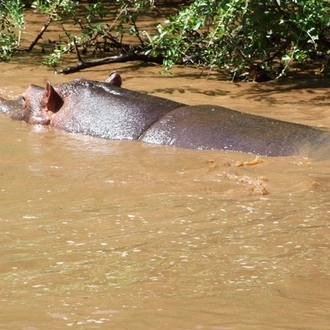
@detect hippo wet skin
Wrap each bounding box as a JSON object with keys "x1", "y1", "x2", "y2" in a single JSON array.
[
  {"x1": 1, "y1": 76, "x2": 330, "y2": 159},
  {"x1": 1, "y1": 77, "x2": 183, "y2": 140}
]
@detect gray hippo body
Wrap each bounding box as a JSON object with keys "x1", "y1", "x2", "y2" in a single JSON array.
[
  {"x1": 140, "y1": 104, "x2": 330, "y2": 157},
  {"x1": 35, "y1": 79, "x2": 183, "y2": 140},
  {"x1": 1, "y1": 75, "x2": 329, "y2": 159}
]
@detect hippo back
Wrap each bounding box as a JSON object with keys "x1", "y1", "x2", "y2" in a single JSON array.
[
  {"x1": 51, "y1": 81, "x2": 184, "y2": 140},
  {"x1": 140, "y1": 104, "x2": 330, "y2": 157}
]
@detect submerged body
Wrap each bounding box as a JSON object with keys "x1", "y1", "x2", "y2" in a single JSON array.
[
  {"x1": 140, "y1": 104, "x2": 330, "y2": 158},
  {"x1": 1, "y1": 75, "x2": 329, "y2": 159}
]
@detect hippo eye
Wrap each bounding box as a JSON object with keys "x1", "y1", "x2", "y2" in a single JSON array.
[{"x1": 21, "y1": 95, "x2": 27, "y2": 107}]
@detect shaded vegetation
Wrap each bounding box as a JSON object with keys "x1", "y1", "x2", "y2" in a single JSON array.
[{"x1": 1, "y1": 0, "x2": 330, "y2": 80}]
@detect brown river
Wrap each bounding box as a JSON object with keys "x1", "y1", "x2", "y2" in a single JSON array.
[{"x1": 1, "y1": 10, "x2": 330, "y2": 330}]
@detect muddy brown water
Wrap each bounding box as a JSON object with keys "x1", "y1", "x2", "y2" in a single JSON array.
[{"x1": 1, "y1": 15, "x2": 330, "y2": 330}]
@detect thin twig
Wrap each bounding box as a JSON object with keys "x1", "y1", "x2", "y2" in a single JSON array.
[{"x1": 27, "y1": 16, "x2": 52, "y2": 52}]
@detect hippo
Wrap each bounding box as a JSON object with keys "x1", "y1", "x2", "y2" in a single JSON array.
[
  {"x1": 1, "y1": 72, "x2": 330, "y2": 159},
  {"x1": 0, "y1": 72, "x2": 185, "y2": 140},
  {"x1": 0, "y1": 71, "x2": 122, "y2": 122}
]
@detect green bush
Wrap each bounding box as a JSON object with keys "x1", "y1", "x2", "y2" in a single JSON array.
[
  {"x1": 0, "y1": 0, "x2": 24, "y2": 60},
  {"x1": 149, "y1": 0, "x2": 330, "y2": 78},
  {"x1": 1, "y1": 0, "x2": 330, "y2": 79}
]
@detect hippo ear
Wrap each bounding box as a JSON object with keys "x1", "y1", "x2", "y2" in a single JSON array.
[
  {"x1": 42, "y1": 81, "x2": 64, "y2": 113},
  {"x1": 105, "y1": 71, "x2": 122, "y2": 87}
]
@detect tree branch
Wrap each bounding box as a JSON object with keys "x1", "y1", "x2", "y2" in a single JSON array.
[
  {"x1": 27, "y1": 16, "x2": 52, "y2": 52},
  {"x1": 59, "y1": 53, "x2": 164, "y2": 74}
]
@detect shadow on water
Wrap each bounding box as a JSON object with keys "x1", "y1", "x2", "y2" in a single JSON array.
[
  {"x1": 237, "y1": 73, "x2": 330, "y2": 105},
  {"x1": 116, "y1": 64, "x2": 330, "y2": 106},
  {"x1": 148, "y1": 86, "x2": 230, "y2": 97}
]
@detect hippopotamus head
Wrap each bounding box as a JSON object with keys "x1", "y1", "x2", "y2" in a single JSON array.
[
  {"x1": 13, "y1": 71, "x2": 122, "y2": 125},
  {"x1": 16, "y1": 83, "x2": 61, "y2": 124},
  {"x1": 7, "y1": 71, "x2": 183, "y2": 140}
]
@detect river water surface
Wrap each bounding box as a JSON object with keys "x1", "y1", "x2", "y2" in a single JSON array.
[{"x1": 1, "y1": 15, "x2": 330, "y2": 330}]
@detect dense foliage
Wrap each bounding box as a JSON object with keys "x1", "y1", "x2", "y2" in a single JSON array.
[
  {"x1": 0, "y1": 0, "x2": 24, "y2": 59},
  {"x1": 1, "y1": 0, "x2": 330, "y2": 79}
]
